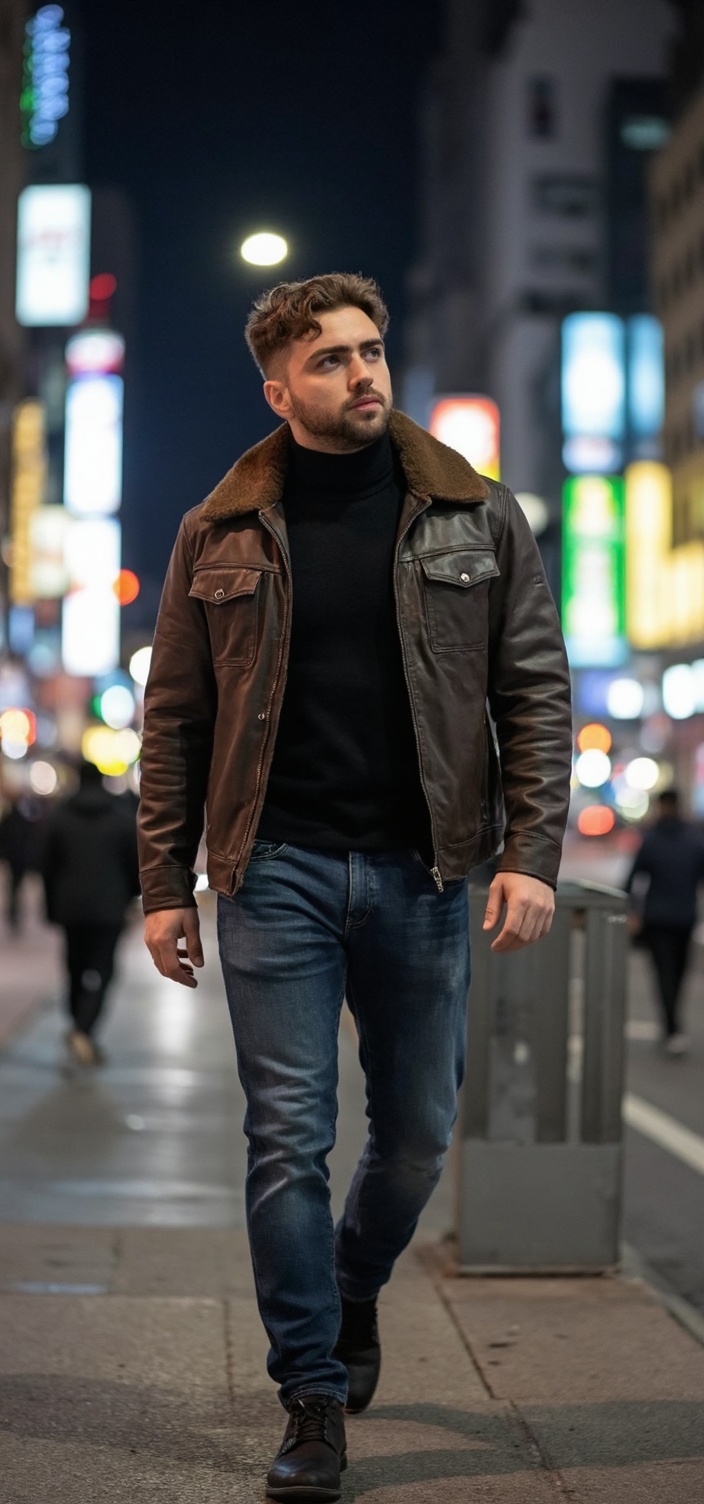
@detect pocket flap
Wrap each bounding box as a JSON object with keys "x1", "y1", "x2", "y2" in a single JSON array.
[
  {"x1": 420, "y1": 551, "x2": 499, "y2": 588},
  {"x1": 189, "y1": 567, "x2": 263, "y2": 605}
]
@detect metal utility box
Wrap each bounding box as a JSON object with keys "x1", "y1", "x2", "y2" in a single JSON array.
[{"x1": 457, "y1": 881, "x2": 629, "y2": 1272}]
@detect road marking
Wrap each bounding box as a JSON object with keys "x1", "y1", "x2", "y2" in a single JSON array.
[{"x1": 623, "y1": 1093, "x2": 704, "y2": 1177}]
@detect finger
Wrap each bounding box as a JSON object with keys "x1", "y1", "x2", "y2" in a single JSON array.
[
  {"x1": 483, "y1": 878, "x2": 505, "y2": 930},
  {"x1": 155, "y1": 942, "x2": 198, "y2": 987},
  {"x1": 183, "y1": 909, "x2": 204, "y2": 967},
  {"x1": 490, "y1": 901, "x2": 527, "y2": 952}
]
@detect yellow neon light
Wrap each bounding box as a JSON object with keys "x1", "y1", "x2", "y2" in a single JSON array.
[
  {"x1": 10, "y1": 400, "x2": 46, "y2": 605},
  {"x1": 625, "y1": 462, "x2": 704, "y2": 648}
]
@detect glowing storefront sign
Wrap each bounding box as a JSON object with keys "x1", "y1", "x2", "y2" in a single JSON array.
[
  {"x1": 429, "y1": 396, "x2": 500, "y2": 480},
  {"x1": 15, "y1": 184, "x2": 91, "y2": 327},
  {"x1": 62, "y1": 519, "x2": 121, "y2": 678},
  {"x1": 21, "y1": 5, "x2": 71, "y2": 149},
  {"x1": 562, "y1": 475, "x2": 626, "y2": 667},
  {"x1": 628, "y1": 316, "x2": 664, "y2": 440},
  {"x1": 562, "y1": 314, "x2": 625, "y2": 443},
  {"x1": 28, "y1": 505, "x2": 70, "y2": 598},
  {"x1": 65, "y1": 327, "x2": 125, "y2": 377},
  {"x1": 64, "y1": 375, "x2": 124, "y2": 516},
  {"x1": 625, "y1": 462, "x2": 704, "y2": 648},
  {"x1": 10, "y1": 401, "x2": 47, "y2": 605}
]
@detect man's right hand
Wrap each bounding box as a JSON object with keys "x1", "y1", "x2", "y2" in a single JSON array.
[{"x1": 144, "y1": 906, "x2": 204, "y2": 987}]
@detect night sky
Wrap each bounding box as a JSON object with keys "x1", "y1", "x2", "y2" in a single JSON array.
[{"x1": 76, "y1": 0, "x2": 442, "y2": 607}]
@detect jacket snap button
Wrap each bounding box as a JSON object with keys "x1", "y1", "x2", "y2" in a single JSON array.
[
  {"x1": 257, "y1": 712, "x2": 266, "y2": 721},
  {"x1": 460, "y1": 572, "x2": 470, "y2": 583},
  {"x1": 214, "y1": 587, "x2": 225, "y2": 600}
]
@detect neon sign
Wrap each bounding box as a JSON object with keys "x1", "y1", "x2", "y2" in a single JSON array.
[{"x1": 21, "y1": 5, "x2": 70, "y2": 149}]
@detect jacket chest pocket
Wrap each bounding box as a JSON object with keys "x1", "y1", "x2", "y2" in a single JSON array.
[
  {"x1": 420, "y1": 550, "x2": 500, "y2": 653},
  {"x1": 188, "y1": 566, "x2": 264, "y2": 666}
]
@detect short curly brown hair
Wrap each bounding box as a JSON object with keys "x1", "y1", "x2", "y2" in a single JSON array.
[{"x1": 245, "y1": 272, "x2": 389, "y2": 376}]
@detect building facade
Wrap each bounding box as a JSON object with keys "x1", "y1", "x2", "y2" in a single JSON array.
[
  {"x1": 0, "y1": 0, "x2": 27, "y2": 564},
  {"x1": 404, "y1": 0, "x2": 674, "y2": 515}
]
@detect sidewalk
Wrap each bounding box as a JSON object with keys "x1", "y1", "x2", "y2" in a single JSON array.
[
  {"x1": 2, "y1": 1223, "x2": 704, "y2": 1501},
  {"x1": 0, "y1": 873, "x2": 62, "y2": 1050},
  {"x1": 1, "y1": 903, "x2": 704, "y2": 1500}
]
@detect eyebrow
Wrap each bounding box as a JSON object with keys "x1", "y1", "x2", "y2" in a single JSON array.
[{"x1": 304, "y1": 338, "x2": 384, "y2": 367}]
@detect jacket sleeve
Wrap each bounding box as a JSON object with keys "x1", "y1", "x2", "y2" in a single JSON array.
[
  {"x1": 487, "y1": 485, "x2": 573, "y2": 889},
  {"x1": 138, "y1": 513, "x2": 217, "y2": 913}
]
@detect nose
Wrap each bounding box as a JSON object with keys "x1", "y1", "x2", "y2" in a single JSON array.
[{"x1": 348, "y1": 355, "x2": 372, "y2": 389}]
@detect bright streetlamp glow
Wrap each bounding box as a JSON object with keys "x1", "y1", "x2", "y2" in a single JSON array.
[{"x1": 240, "y1": 231, "x2": 288, "y2": 267}]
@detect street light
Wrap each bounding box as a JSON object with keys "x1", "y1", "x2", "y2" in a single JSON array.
[{"x1": 240, "y1": 231, "x2": 288, "y2": 267}]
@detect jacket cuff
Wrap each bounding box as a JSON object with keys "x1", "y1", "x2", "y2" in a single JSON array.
[
  {"x1": 496, "y1": 832, "x2": 562, "y2": 890},
  {"x1": 140, "y1": 864, "x2": 197, "y2": 914}
]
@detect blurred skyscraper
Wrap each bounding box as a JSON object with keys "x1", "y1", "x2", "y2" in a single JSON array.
[{"x1": 403, "y1": 0, "x2": 673, "y2": 526}]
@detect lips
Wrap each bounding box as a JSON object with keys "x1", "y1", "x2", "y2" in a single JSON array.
[{"x1": 351, "y1": 397, "x2": 382, "y2": 410}]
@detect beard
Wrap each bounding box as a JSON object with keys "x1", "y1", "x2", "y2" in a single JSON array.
[{"x1": 287, "y1": 389, "x2": 392, "y2": 451}]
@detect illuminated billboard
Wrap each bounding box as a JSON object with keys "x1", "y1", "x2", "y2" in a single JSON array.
[
  {"x1": 562, "y1": 314, "x2": 625, "y2": 442},
  {"x1": 562, "y1": 475, "x2": 626, "y2": 667},
  {"x1": 64, "y1": 375, "x2": 124, "y2": 516},
  {"x1": 15, "y1": 184, "x2": 91, "y2": 327},
  {"x1": 627, "y1": 316, "x2": 664, "y2": 441},
  {"x1": 429, "y1": 396, "x2": 500, "y2": 480},
  {"x1": 62, "y1": 518, "x2": 121, "y2": 677},
  {"x1": 625, "y1": 462, "x2": 704, "y2": 647},
  {"x1": 10, "y1": 401, "x2": 47, "y2": 605}
]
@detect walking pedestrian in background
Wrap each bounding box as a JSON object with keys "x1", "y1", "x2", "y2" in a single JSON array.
[
  {"x1": 139, "y1": 273, "x2": 572, "y2": 1501},
  {"x1": 626, "y1": 788, "x2": 704, "y2": 1055},
  {"x1": 40, "y1": 759, "x2": 140, "y2": 1067},
  {"x1": 0, "y1": 794, "x2": 36, "y2": 932}
]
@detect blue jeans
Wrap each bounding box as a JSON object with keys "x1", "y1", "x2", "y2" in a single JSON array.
[{"x1": 217, "y1": 841, "x2": 470, "y2": 1408}]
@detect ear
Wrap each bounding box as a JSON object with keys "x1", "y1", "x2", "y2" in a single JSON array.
[{"x1": 263, "y1": 379, "x2": 292, "y2": 420}]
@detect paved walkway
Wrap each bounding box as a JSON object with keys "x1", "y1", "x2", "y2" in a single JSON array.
[{"x1": 1, "y1": 893, "x2": 704, "y2": 1500}]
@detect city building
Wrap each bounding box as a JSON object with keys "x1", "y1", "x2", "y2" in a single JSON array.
[
  {"x1": 0, "y1": 0, "x2": 28, "y2": 605},
  {"x1": 404, "y1": 0, "x2": 673, "y2": 519}
]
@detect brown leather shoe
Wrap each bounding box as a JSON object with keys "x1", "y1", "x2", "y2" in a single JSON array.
[
  {"x1": 333, "y1": 1296, "x2": 381, "y2": 1413},
  {"x1": 266, "y1": 1394, "x2": 347, "y2": 1501}
]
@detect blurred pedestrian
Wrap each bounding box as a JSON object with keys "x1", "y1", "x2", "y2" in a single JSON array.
[
  {"x1": 0, "y1": 795, "x2": 36, "y2": 932},
  {"x1": 40, "y1": 759, "x2": 140, "y2": 1067},
  {"x1": 626, "y1": 788, "x2": 704, "y2": 1054},
  {"x1": 139, "y1": 273, "x2": 573, "y2": 1500}
]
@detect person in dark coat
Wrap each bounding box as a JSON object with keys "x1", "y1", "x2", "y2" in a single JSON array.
[
  {"x1": 40, "y1": 759, "x2": 140, "y2": 1066},
  {"x1": 626, "y1": 788, "x2": 704, "y2": 1054},
  {"x1": 0, "y1": 797, "x2": 36, "y2": 931}
]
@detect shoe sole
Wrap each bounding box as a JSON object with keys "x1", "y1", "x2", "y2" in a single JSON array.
[{"x1": 266, "y1": 1454, "x2": 346, "y2": 1501}]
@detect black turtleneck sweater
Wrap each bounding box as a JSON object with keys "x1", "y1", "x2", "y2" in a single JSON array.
[{"x1": 257, "y1": 431, "x2": 430, "y2": 852}]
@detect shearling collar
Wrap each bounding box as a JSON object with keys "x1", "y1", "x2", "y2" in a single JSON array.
[{"x1": 200, "y1": 409, "x2": 490, "y2": 521}]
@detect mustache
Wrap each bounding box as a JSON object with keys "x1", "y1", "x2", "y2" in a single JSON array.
[{"x1": 346, "y1": 389, "x2": 388, "y2": 410}]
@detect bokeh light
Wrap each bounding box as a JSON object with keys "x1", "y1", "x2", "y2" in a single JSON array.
[
  {"x1": 576, "y1": 722, "x2": 612, "y2": 754},
  {"x1": 100, "y1": 683, "x2": 135, "y2": 730},
  {"x1": 575, "y1": 748, "x2": 612, "y2": 787},
  {"x1": 29, "y1": 760, "x2": 58, "y2": 796},
  {"x1": 625, "y1": 756, "x2": 659, "y2": 791},
  {"x1": 129, "y1": 645, "x2": 152, "y2": 687},
  {"x1": 578, "y1": 805, "x2": 616, "y2": 836}
]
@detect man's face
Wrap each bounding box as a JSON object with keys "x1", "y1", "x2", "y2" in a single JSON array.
[{"x1": 263, "y1": 305, "x2": 393, "y2": 452}]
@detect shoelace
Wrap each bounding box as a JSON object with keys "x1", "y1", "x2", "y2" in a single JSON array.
[{"x1": 289, "y1": 1400, "x2": 332, "y2": 1446}]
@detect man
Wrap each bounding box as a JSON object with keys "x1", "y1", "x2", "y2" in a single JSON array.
[
  {"x1": 41, "y1": 759, "x2": 140, "y2": 1067},
  {"x1": 139, "y1": 273, "x2": 572, "y2": 1501},
  {"x1": 626, "y1": 788, "x2": 704, "y2": 1054}
]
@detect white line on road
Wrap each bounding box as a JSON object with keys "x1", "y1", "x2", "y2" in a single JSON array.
[{"x1": 623, "y1": 1093, "x2": 704, "y2": 1178}]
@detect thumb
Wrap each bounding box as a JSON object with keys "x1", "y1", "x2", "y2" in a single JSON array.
[
  {"x1": 483, "y1": 877, "x2": 505, "y2": 930},
  {"x1": 183, "y1": 907, "x2": 205, "y2": 966}
]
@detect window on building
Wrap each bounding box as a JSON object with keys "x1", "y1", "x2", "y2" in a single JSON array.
[
  {"x1": 527, "y1": 76, "x2": 558, "y2": 138},
  {"x1": 532, "y1": 174, "x2": 597, "y2": 217}
]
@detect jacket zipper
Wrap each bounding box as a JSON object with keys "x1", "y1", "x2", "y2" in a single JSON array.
[
  {"x1": 236, "y1": 508, "x2": 293, "y2": 884},
  {"x1": 393, "y1": 496, "x2": 444, "y2": 893}
]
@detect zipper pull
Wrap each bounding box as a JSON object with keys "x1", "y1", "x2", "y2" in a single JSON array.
[{"x1": 431, "y1": 866, "x2": 445, "y2": 893}]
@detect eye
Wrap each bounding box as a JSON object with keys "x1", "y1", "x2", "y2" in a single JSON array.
[
  {"x1": 366, "y1": 346, "x2": 382, "y2": 360},
  {"x1": 318, "y1": 355, "x2": 340, "y2": 369}
]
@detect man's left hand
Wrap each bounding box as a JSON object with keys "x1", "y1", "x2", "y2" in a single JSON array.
[{"x1": 483, "y1": 871, "x2": 555, "y2": 953}]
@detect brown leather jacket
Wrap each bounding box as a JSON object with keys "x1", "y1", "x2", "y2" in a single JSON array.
[{"x1": 138, "y1": 411, "x2": 572, "y2": 912}]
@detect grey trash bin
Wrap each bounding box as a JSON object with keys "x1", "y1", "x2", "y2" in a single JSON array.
[{"x1": 456, "y1": 880, "x2": 629, "y2": 1272}]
